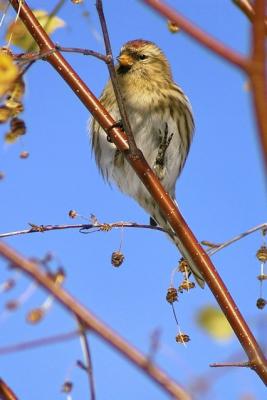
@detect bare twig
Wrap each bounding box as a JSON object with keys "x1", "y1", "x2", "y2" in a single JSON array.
[
  {"x1": 0, "y1": 330, "x2": 79, "y2": 355},
  {"x1": 96, "y1": 0, "x2": 140, "y2": 156},
  {"x1": 77, "y1": 321, "x2": 95, "y2": 400},
  {"x1": 7, "y1": 0, "x2": 267, "y2": 385},
  {"x1": 0, "y1": 241, "x2": 191, "y2": 400},
  {"x1": 208, "y1": 222, "x2": 267, "y2": 256},
  {"x1": 0, "y1": 221, "x2": 164, "y2": 239},
  {"x1": 210, "y1": 361, "x2": 250, "y2": 368},
  {"x1": 232, "y1": 0, "x2": 267, "y2": 34},
  {"x1": 142, "y1": 0, "x2": 248, "y2": 70}
]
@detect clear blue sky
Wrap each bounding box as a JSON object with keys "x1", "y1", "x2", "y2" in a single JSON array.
[{"x1": 0, "y1": 1, "x2": 266, "y2": 399}]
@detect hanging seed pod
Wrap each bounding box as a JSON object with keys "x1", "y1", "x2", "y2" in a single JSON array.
[
  {"x1": 257, "y1": 274, "x2": 267, "y2": 281},
  {"x1": 111, "y1": 251, "x2": 124, "y2": 267},
  {"x1": 175, "y1": 333, "x2": 190, "y2": 344},
  {"x1": 27, "y1": 308, "x2": 44, "y2": 324},
  {"x1": 5, "y1": 300, "x2": 19, "y2": 311},
  {"x1": 166, "y1": 287, "x2": 178, "y2": 303},
  {"x1": 0, "y1": 171, "x2": 5, "y2": 180},
  {"x1": 256, "y1": 245, "x2": 267, "y2": 262},
  {"x1": 19, "y1": 150, "x2": 29, "y2": 159},
  {"x1": 256, "y1": 298, "x2": 266, "y2": 310},
  {"x1": 61, "y1": 381, "x2": 73, "y2": 393},
  {"x1": 178, "y1": 280, "x2": 195, "y2": 292},
  {"x1": 167, "y1": 20, "x2": 180, "y2": 33},
  {"x1": 68, "y1": 209, "x2": 78, "y2": 219},
  {"x1": 178, "y1": 258, "x2": 190, "y2": 273}
]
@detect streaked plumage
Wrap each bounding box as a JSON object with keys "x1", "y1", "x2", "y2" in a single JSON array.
[{"x1": 90, "y1": 40, "x2": 204, "y2": 287}]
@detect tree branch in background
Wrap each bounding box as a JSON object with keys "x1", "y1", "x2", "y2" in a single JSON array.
[
  {"x1": 77, "y1": 320, "x2": 96, "y2": 400},
  {"x1": 142, "y1": 0, "x2": 248, "y2": 70},
  {"x1": 7, "y1": 0, "x2": 267, "y2": 386},
  {"x1": 232, "y1": 0, "x2": 267, "y2": 34},
  {"x1": 0, "y1": 241, "x2": 191, "y2": 400}
]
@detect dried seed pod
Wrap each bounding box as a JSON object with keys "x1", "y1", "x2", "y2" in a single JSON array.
[
  {"x1": 0, "y1": 171, "x2": 5, "y2": 180},
  {"x1": 27, "y1": 308, "x2": 44, "y2": 324},
  {"x1": 100, "y1": 223, "x2": 112, "y2": 231},
  {"x1": 256, "y1": 298, "x2": 266, "y2": 310},
  {"x1": 71, "y1": 0, "x2": 83, "y2": 3},
  {"x1": 256, "y1": 245, "x2": 267, "y2": 262},
  {"x1": 5, "y1": 300, "x2": 19, "y2": 311},
  {"x1": 178, "y1": 258, "x2": 189, "y2": 273},
  {"x1": 111, "y1": 251, "x2": 124, "y2": 267},
  {"x1": 1, "y1": 278, "x2": 15, "y2": 292},
  {"x1": 167, "y1": 20, "x2": 180, "y2": 33},
  {"x1": 61, "y1": 381, "x2": 73, "y2": 393},
  {"x1": 68, "y1": 209, "x2": 78, "y2": 219},
  {"x1": 257, "y1": 274, "x2": 267, "y2": 281},
  {"x1": 19, "y1": 150, "x2": 29, "y2": 159},
  {"x1": 175, "y1": 333, "x2": 190, "y2": 343},
  {"x1": 179, "y1": 280, "x2": 195, "y2": 292},
  {"x1": 166, "y1": 287, "x2": 178, "y2": 303}
]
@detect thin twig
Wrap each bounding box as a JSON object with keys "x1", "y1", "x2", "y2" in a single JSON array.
[
  {"x1": 0, "y1": 330, "x2": 79, "y2": 355},
  {"x1": 208, "y1": 222, "x2": 267, "y2": 256},
  {"x1": 210, "y1": 361, "x2": 250, "y2": 368},
  {"x1": 96, "y1": 0, "x2": 140, "y2": 156},
  {"x1": 0, "y1": 221, "x2": 164, "y2": 238},
  {"x1": 77, "y1": 320, "x2": 96, "y2": 400},
  {"x1": 232, "y1": 0, "x2": 267, "y2": 34},
  {"x1": 56, "y1": 45, "x2": 110, "y2": 62},
  {"x1": 142, "y1": 0, "x2": 248, "y2": 70}
]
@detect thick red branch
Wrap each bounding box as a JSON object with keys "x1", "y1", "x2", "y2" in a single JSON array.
[
  {"x1": 0, "y1": 241, "x2": 190, "y2": 400},
  {"x1": 142, "y1": 0, "x2": 248, "y2": 70},
  {"x1": 8, "y1": 0, "x2": 267, "y2": 385}
]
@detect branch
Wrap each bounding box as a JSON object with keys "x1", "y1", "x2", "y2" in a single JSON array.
[
  {"x1": 232, "y1": 0, "x2": 267, "y2": 34},
  {"x1": 95, "y1": 0, "x2": 140, "y2": 155},
  {"x1": 8, "y1": 0, "x2": 267, "y2": 385},
  {"x1": 141, "y1": 0, "x2": 248, "y2": 70},
  {"x1": 0, "y1": 378, "x2": 18, "y2": 400},
  {"x1": 77, "y1": 321, "x2": 95, "y2": 400},
  {"x1": 0, "y1": 242, "x2": 191, "y2": 400},
  {"x1": 207, "y1": 222, "x2": 267, "y2": 256},
  {"x1": 249, "y1": 0, "x2": 267, "y2": 170},
  {"x1": 0, "y1": 330, "x2": 79, "y2": 355},
  {"x1": 0, "y1": 221, "x2": 164, "y2": 239}
]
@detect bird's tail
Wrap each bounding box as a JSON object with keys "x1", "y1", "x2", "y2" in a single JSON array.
[{"x1": 150, "y1": 202, "x2": 205, "y2": 288}]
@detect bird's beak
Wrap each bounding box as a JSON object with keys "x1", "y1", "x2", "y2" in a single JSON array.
[{"x1": 117, "y1": 54, "x2": 134, "y2": 67}]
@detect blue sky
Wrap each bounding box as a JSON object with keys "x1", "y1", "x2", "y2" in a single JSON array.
[{"x1": 0, "y1": 1, "x2": 266, "y2": 399}]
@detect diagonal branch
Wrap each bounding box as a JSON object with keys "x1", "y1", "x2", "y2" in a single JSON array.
[
  {"x1": 8, "y1": 0, "x2": 267, "y2": 385},
  {"x1": 141, "y1": 0, "x2": 248, "y2": 70},
  {"x1": 0, "y1": 241, "x2": 191, "y2": 400}
]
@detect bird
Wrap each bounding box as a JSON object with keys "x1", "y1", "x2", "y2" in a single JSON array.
[{"x1": 90, "y1": 39, "x2": 204, "y2": 288}]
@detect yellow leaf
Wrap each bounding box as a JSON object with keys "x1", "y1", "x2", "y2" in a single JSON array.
[
  {"x1": 0, "y1": 52, "x2": 19, "y2": 96},
  {"x1": 6, "y1": 10, "x2": 65, "y2": 51},
  {"x1": 197, "y1": 306, "x2": 233, "y2": 341}
]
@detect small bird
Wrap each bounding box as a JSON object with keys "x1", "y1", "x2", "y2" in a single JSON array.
[{"x1": 90, "y1": 39, "x2": 204, "y2": 287}]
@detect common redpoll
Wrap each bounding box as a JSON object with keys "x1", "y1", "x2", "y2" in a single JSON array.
[{"x1": 90, "y1": 40, "x2": 204, "y2": 287}]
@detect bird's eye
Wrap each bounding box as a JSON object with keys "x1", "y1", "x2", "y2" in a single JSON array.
[{"x1": 139, "y1": 54, "x2": 147, "y2": 60}]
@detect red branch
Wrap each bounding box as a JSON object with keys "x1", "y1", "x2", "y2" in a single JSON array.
[
  {"x1": 142, "y1": 0, "x2": 248, "y2": 70},
  {"x1": 0, "y1": 241, "x2": 190, "y2": 400},
  {"x1": 7, "y1": 0, "x2": 267, "y2": 385}
]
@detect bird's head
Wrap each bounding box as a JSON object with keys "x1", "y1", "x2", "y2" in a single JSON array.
[{"x1": 117, "y1": 40, "x2": 172, "y2": 81}]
